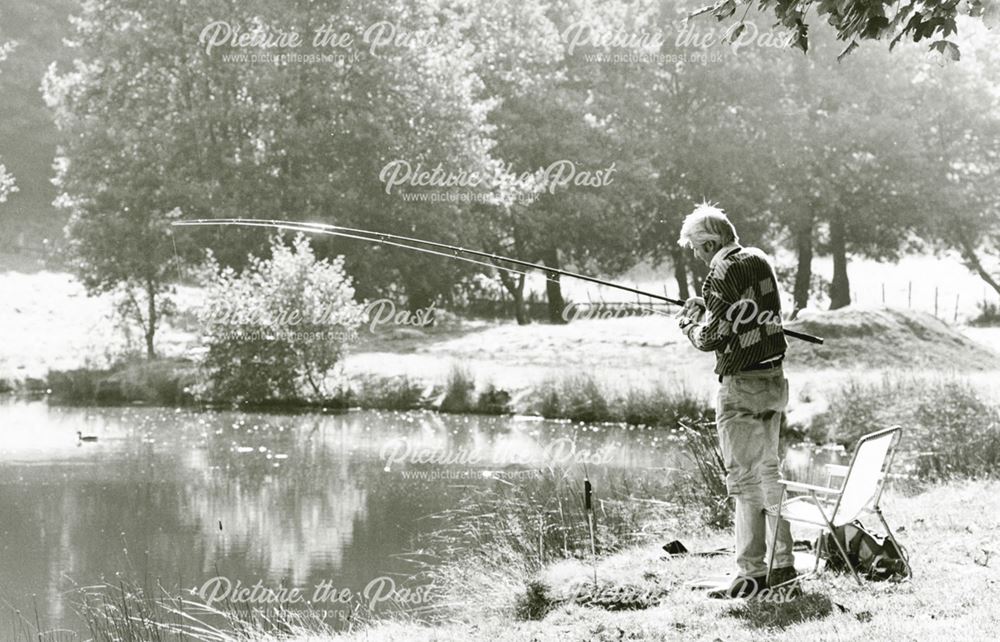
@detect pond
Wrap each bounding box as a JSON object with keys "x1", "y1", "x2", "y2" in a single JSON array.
[
  {"x1": 0, "y1": 399, "x2": 692, "y2": 638},
  {"x1": 0, "y1": 398, "x2": 841, "y2": 639}
]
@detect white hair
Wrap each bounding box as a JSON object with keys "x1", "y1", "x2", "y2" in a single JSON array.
[{"x1": 677, "y1": 203, "x2": 739, "y2": 248}]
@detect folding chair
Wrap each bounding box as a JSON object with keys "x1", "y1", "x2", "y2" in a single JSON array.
[{"x1": 765, "y1": 426, "x2": 910, "y2": 585}]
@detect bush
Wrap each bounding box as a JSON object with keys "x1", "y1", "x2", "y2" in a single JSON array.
[
  {"x1": 197, "y1": 234, "x2": 364, "y2": 403},
  {"x1": 970, "y1": 300, "x2": 1000, "y2": 327},
  {"x1": 475, "y1": 384, "x2": 512, "y2": 415},
  {"x1": 810, "y1": 376, "x2": 1000, "y2": 480},
  {"x1": 528, "y1": 377, "x2": 713, "y2": 428}
]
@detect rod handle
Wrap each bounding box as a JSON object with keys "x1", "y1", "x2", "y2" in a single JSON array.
[{"x1": 783, "y1": 328, "x2": 824, "y2": 345}]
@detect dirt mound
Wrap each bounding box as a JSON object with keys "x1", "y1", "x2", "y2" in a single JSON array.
[{"x1": 786, "y1": 307, "x2": 1000, "y2": 370}]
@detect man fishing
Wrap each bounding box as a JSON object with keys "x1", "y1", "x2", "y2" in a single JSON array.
[{"x1": 676, "y1": 203, "x2": 797, "y2": 599}]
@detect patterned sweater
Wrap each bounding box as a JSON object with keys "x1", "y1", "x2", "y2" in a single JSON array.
[{"x1": 683, "y1": 244, "x2": 787, "y2": 376}]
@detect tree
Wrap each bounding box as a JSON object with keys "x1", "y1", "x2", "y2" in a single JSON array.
[
  {"x1": 43, "y1": 0, "x2": 209, "y2": 357},
  {"x1": 463, "y1": 0, "x2": 664, "y2": 323},
  {"x1": 909, "y1": 21, "x2": 1000, "y2": 296},
  {"x1": 198, "y1": 234, "x2": 364, "y2": 402},
  {"x1": 43, "y1": 0, "x2": 498, "y2": 345},
  {"x1": 612, "y1": 3, "x2": 935, "y2": 311}
]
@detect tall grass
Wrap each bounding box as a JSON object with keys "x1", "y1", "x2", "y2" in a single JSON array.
[
  {"x1": 73, "y1": 577, "x2": 364, "y2": 642},
  {"x1": 47, "y1": 359, "x2": 197, "y2": 405},
  {"x1": 350, "y1": 375, "x2": 427, "y2": 411},
  {"x1": 533, "y1": 376, "x2": 611, "y2": 423},
  {"x1": 674, "y1": 419, "x2": 731, "y2": 529},
  {"x1": 529, "y1": 375, "x2": 712, "y2": 427},
  {"x1": 438, "y1": 366, "x2": 475, "y2": 413},
  {"x1": 419, "y1": 462, "x2": 678, "y2": 621}
]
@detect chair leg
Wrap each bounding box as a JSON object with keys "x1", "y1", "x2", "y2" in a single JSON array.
[
  {"x1": 825, "y1": 523, "x2": 863, "y2": 585},
  {"x1": 874, "y1": 506, "x2": 912, "y2": 579},
  {"x1": 767, "y1": 486, "x2": 786, "y2": 580},
  {"x1": 810, "y1": 492, "x2": 863, "y2": 586}
]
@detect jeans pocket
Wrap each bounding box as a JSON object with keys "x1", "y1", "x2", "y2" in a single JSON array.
[{"x1": 733, "y1": 377, "x2": 768, "y2": 398}]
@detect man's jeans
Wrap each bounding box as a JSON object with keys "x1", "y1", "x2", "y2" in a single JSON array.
[{"x1": 716, "y1": 367, "x2": 795, "y2": 577}]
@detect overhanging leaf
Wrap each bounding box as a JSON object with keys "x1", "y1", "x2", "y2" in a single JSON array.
[
  {"x1": 929, "y1": 39, "x2": 961, "y2": 61},
  {"x1": 726, "y1": 23, "x2": 748, "y2": 43},
  {"x1": 714, "y1": 0, "x2": 738, "y2": 21},
  {"x1": 837, "y1": 39, "x2": 860, "y2": 61}
]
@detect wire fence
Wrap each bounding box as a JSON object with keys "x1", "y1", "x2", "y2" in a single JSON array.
[
  {"x1": 456, "y1": 280, "x2": 1000, "y2": 326},
  {"x1": 850, "y1": 281, "x2": 1000, "y2": 324}
]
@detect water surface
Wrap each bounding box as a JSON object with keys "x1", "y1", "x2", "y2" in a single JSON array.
[{"x1": 0, "y1": 399, "x2": 691, "y2": 638}]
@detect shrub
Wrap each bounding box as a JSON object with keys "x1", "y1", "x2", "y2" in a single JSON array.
[
  {"x1": 810, "y1": 376, "x2": 1000, "y2": 480},
  {"x1": 475, "y1": 384, "x2": 512, "y2": 415},
  {"x1": 529, "y1": 377, "x2": 713, "y2": 428},
  {"x1": 970, "y1": 300, "x2": 1000, "y2": 327},
  {"x1": 197, "y1": 234, "x2": 364, "y2": 403}
]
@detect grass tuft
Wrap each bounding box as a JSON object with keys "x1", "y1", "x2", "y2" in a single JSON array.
[
  {"x1": 725, "y1": 591, "x2": 833, "y2": 630},
  {"x1": 351, "y1": 375, "x2": 426, "y2": 411}
]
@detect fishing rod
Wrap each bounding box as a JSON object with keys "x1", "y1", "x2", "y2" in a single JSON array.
[
  {"x1": 174, "y1": 218, "x2": 673, "y2": 319},
  {"x1": 172, "y1": 218, "x2": 824, "y2": 344}
]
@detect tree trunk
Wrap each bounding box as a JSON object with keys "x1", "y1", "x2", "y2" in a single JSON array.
[
  {"x1": 497, "y1": 269, "x2": 528, "y2": 325},
  {"x1": 405, "y1": 278, "x2": 436, "y2": 326},
  {"x1": 792, "y1": 213, "x2": 814, "y2": 314},
  {"x1": 145, "y1": 278, "x2": 157, "y2": 359},
  {"x1": 828, "y1": 214, "x2": 851, "y2": 310},
  {"x1": 670, "y1": 246, "x2": 691, "y2": 300},
  {"x1": 957, "y1": 232, "x2": 1000, "y2": 297},
  {"x1": 542, "y1": 247, "x2": 566, "y2": 324}
]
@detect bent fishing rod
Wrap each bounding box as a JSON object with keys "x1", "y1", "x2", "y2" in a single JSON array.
[{"x1": 172, "y1": 218, "x2": 824, "y2": 344}]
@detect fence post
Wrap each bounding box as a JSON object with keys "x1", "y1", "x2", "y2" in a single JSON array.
[
  {"x1": 934, "y1": 287, "x2": 938, "y2": 318},
  {"x1": 908, "y1": 281, "x2": 912, "y2": 308},
  {"x1": 881, "y1": 283, "x2": 885, "y2": 306},
  {"x1": 954, "y1": 294, "x2": 960, "y2": 324}
]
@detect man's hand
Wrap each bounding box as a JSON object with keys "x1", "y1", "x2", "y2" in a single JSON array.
[{"x1": 678, "y1": 296, "x2": 707, "y2": 324}]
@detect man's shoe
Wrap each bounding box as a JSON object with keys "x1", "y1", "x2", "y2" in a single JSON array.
[
  {"x1": 767, "y1": 566, "x2": 798, "y2": 588},
  {"x1": 707, "y1": 575, "x2": 766, "y2": 599}
]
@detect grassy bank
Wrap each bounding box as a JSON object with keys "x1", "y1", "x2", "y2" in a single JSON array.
[
  {"x1": 269, "y1": 479, "x2": 1000, "y2": 642},
  {"x1": 40, "y1": 360, "x2": 717, "y2": 431}
]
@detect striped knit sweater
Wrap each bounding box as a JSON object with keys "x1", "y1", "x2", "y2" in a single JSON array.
[{"x1": 682, "y1": 244, "x2": 787, "y2": 376}]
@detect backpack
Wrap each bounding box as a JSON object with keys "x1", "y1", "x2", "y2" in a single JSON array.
[{"x1": 819, "y1": 520, "x2": 911, "y2": 581}]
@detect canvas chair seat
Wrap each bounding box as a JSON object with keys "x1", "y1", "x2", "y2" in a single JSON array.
[{"x1": 765, "y1": 495, "x2": 837, "y2": 527}]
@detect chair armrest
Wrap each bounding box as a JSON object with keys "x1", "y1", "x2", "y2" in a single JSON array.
[{"x1": 779, "y1": 480, "x2": 842, "y2": 495}]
